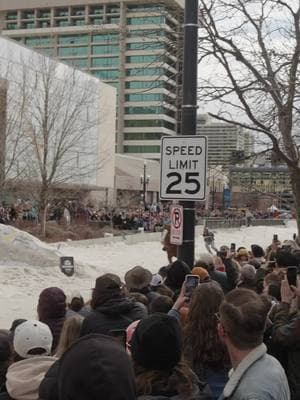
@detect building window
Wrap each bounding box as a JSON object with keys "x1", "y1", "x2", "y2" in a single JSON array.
[
  {"x1": 38, "y1": 10, "x2": 51, "y2": 18},
  {"x1": 107, "y1": 5, "x2": 120, "y2": 13},
  {"x1": 22, "y1": 10, "x2": 35, "y2": 19},
  {"x1": 124, "y1": 145, "x2": 161, "y2": 153},
  {"x1": 92, "y1": 45, "x2": 119, "y2": 54},
  {"x1": 126, "y1": 42, "x2": 163, "y2": 50},
  {"x1": 6, "y1": 12, "x2": 17, "y2": 20},
  {"x1": 125, "y1": 106, "x2": 175, "y2": 118},
  {"x1": 25, "y1": 36, "x2": 52, "y2": 46},
  {"x1": 127, "y1": 16, "x2": 165, "y2": 25},
  {"x1": 125, "y1": 120, "x2": 175, "y2": 130},
  {"x1": 74, "y1": 19, "x2": 85, "y2": 26},
  {"x1": 125, "y1": 81, "x2": 163, "y2": 90},
  {"x1": 24, "y1": 22, "x2": 36, "y2": 29},
  {"x1": 6, "y1": 23, "x2": 18, "y2": 29},
  {"x1": 72, "y1": 8, "x2": 85, "y2": 16},
  {"x1": 90, "y1": 6, "x2": 104, "y2": 14},
  {"x1": 126, "y1": 67, "x2": 163, "y2": 77},
  {"x1": 59, "y1": 35, "x2": 89, "y2": 44},
  {"x1": 68, "y1": 58, "x2": 89, "y2": 68},
  {"x1": 93, "y1": 33, "x2": 119, "y2": 42},
  {"x1": 124, "y1": 132, "x2": 164, "y2": 140},
  {"x1": 92, "y1": 57, "x2": 119, "y2": 67},
  {"x1": 56, "y1": 9, "x2": 69, "y2": 17},
  {"x1": 57, "y1": 20, "x2": 69, "y2": 27},
  {"x1": 58, "y1": 46, "x2": 88, "y2": 56},
  {"x1": 91, "y1": 70, "x2": 119, "y2": 80},
  {"x1": 126, "y1": 55, "x2": 162, "y2": 64},
  {"x1": 90, "y1": 18, "x2": 103, "y2": 25},
  {"x1": 127, "y1": 4, "x2": 165, "y2": 12},
  {"x1": 107, "y1": 17, "x2": 120, "y2": 24},
  {"x1": 125, "y1": 93, "x2": 163, "y2": 102}
]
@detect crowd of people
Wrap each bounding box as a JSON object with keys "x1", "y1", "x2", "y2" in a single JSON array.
[{"x1": 0, "y1": 233, "x2": 299, "y2": 399}]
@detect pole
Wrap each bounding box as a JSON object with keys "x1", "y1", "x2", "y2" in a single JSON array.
[
  {"x1": 143, "y1": 161, "x2": 147, "y2": 210},
  {"x1": 177, "y1": 0, "x2": 199, "y2": 267}
]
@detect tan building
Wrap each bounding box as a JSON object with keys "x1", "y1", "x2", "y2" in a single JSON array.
[{"x1": 0, "y1": 0, "x2": 184, "y2": 160}]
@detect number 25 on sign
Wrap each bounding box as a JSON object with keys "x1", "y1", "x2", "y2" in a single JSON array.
[{"x1": 160, "y1": 136, "x2": 207, "y2": 201}]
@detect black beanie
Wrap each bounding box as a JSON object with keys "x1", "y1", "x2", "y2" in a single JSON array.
[
  {"x1": 131, "y1": 313, "x2": 182, "y2": 371},
  {"x1": 251, "y1": 244, "x2": 265, "y2": 258}
]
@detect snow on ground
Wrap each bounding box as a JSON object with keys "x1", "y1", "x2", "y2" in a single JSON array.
[{"x1": 0, "y1": 220, "x2": 297, "y2": 328}]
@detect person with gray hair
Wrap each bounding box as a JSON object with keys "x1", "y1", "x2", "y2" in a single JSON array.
[{"x1": 194, "y1": 253, "x2": 238, "y2": 294}]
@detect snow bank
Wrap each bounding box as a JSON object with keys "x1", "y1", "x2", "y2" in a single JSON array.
[{"x1": 0, "y1": 220, "x2": 297, "y2": 328}]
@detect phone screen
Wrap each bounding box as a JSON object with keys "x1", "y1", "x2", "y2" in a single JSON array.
[
  {"x1": 273, "y1": 234, "x2": 278, "y2": 242},
  {"x1": 108, "y1": 329, "x2": 127, "y2": 348},
  {"x1": 185, "y1": 275, "x2": 200, "y2": 297},
  {"x1": 287, "y1": 267, "x2": 298, "y2": 287},
  {"x1": 230, "y1": 243, "x2": 236, "y2": 252}
]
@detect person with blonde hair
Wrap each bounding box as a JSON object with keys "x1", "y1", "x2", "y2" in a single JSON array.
[{"x1": 39, "y1": 316, "x2": 83, "y2": 400}]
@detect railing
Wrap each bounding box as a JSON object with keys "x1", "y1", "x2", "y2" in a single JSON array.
[{"x1": 197, "y1": 218, "x2": 286, "y2": 229}]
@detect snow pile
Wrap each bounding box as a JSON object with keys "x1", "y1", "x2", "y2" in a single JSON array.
[
  {"x1": 0, "y1": 223, "x2": 59, "y2": 267},
  {"x1": 0, "y1": 220, "x2": 297, "y2": 328}
]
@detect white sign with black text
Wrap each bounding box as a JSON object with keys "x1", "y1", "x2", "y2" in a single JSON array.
[
  {"x1": 160, "y1": 136, "x2": 207, "y2": 201},
  {"x1": 170, "y1": 205, "x2": 183, "y2": 245}
]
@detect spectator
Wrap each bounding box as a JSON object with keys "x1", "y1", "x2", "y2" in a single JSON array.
[
  {"x1": 37, "y1": 287, "x2": 66, "y2": 352},
  {"x1": 58, "y1": 334, "x2": 136, "y2": 400},
  {"x1": 6, "y1": 320, "x2": 56, "y2": 400},
  {"x1": 0, "y1": 332, "x2": 12, "y2": 394},
  {"x1": 184, "y1": 282, "x2": 229, "y2": 399},
  {"x1": 194, "y1": 254, "x2": 237, "y2": 293},
  {"x1": 125, "y1": 266, "x2": 160, "y2": 303},
  {"x1": 271, "y1": 276, "x2": 300, "y2": 399},
  {"x1": 149, "y1": 295, "x2": 174, "y2": 314},
  {"x1": 164, "y1": 260, "x2": 191, "y2": 296},
  {"x1": 250, "y1": 244, "x2": 265, "y2": 266},
  {"x1": 66, "y1": 291, "x2": 90, "y2": 319},
  {"x1": 218, "y1": 289, "x2": 290, "y2": 399},
  {"x1": 131, "y1": 313, "x2": 212, "y2": 399},
  {"x1": 191, "y1": 267, "x2": 210, "y2": 283},
  {"x1": 81, "y1": 273, "x2": 147, "y2": 336},
  {"x1": 236, "y1": 248, "x2": 249, "y2": 266},
  {"x1": 150, "y1": 273, "x2": 174, "y2": 298},
  {"x1": 236, "y1": 264, "x2": 257, "y2": 291},
  {"x1": 39, "y1": 315, "x2": 83, "y2": 400}
]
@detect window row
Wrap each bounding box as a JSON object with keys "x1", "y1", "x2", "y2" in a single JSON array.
[
  {"x1": 125, "y1": 106, "x2": 176, "y2": 118},
  {"x1": 124, "y1": 132, "x2": 165, "y2": 140},
  {"x1": 124, "y1": 120, "x2": 175, "y2": 130},
  {"x1": 124, "y1": 145, "x2": 160, "y2": 153}
]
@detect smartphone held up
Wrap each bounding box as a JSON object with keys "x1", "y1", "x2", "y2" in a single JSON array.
[{"x1": 185, "y1": 274, "x2": 200, "y2": 297}]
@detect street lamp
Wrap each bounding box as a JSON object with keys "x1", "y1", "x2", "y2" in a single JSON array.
[{"x1": 140, "y1": 161, "x2": 150, "y2": 210}]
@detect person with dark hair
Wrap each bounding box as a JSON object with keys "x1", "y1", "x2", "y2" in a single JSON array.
[
  {"x1": 81, "y1": 273, "x2": 147, "y2": 336},
  {"x1": 58, "y1": 334, "x2": 136, "y2": 400},
  {"x1": 218, "y1": 288, "x2": 290, "y2": 399},
  {"x1": 5, "y1": 320, "x2": 56, "y2": 400},
  {"x1": 149, "y1": 295, "x2": 174, "y2": 314},
  {"x1": 37, "y1": 287, "x2": 66, "y2": 352},
  {"x1": 0, "y1": 332, "x2": 12, "y2": 395},
  {"x1": 131, "y1": 313, "x2": 212, "y2": 399},
  {"x1": 164, "y1": 260, "x2": 191, "y2": 296},
  {"x1": 271, "y1": 276, "x2": 300, "y2": 399},
  {"x1": 251, "y1": 244, "x2": 265, "y2": 266},
  {"x1": 184, "y1": 282, "x2": 229, "y2": 399},
  {"x1": 275, "y1": 250, "x2": 299, "y2": 270}
]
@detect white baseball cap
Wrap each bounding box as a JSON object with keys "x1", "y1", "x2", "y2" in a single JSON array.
[
  {"x1": 13, "y1": 320, "x2": 53, "y2": 359},
  {"x1": 150, "y1": 273, "x2": 163, "y2": 287}
]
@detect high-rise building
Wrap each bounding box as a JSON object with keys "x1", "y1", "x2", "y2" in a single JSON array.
[
  {"x1": 0, "y1": 0, "x2": 184, "y2": 160},
  {"x1": 197, "y1": 114, "x2": 254, "y2": 169}
]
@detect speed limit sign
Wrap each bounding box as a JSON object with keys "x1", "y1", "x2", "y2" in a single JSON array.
[{"x1": 160, "y1": 136, "x2": 207, "y2": 201}]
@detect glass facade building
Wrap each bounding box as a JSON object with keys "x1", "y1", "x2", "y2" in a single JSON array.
[{"x1": 0, "y1": 0, "x2": 183, "y2": 159}]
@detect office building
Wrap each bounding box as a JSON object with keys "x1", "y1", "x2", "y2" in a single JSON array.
[
  {"x1": 0, "y1": 0, "x2": 184, "y2": 160},
  {"x1": 0, "y1": 35, "x2": 116, "y2": 200},
  {"x1": 197, "y1": 114, "x2": 254, "y2": 169}
]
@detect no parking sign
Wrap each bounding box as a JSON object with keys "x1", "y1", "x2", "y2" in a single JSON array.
[{"x1": 170, "y1": 205, "x2": 183, "y2": 245}]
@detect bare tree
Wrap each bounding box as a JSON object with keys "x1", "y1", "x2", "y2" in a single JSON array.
[
  {"x1": 198, "y1": 0, "x2": 300, "y2": 233},
  {"x1": 7, "y1": 52, "x2": 109, "y2": 237}
]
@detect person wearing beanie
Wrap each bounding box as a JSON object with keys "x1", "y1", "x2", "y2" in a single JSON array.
[
  {"x1": 131, "y1": 313, "x2": 212, "y2": 399},
  {"x1": 251, "y1": 244, "x2": 265, "y2": 260},
  {"x1": 6, "y1": 320, "x2": 57, "y2": 400},
  {"x1": 58, "y1": 334, "x2": 136, "y2": 400},
  {"x1": 125, "y1": 266, "x2": 160, "y2": 303},
  {"x1": 81, "y1": 273, "x2": 147, "y2": 336},
  {"x1": 37, "y1": 287, "x2": 66, "y2": 352}
]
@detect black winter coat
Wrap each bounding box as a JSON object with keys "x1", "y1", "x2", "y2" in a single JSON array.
[
  {"x1": 271, "y1": 302, "x2": 300, "y2": 400},
  {"x1": 81, "y1": 297, "x2": 147, "y2": 336},
  {"x1": 39, "y1": 360, "x2": 59, "y2": 400}
]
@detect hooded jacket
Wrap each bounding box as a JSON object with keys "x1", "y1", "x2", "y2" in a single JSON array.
[
  {"x1": 6, "y1": 356, "x2": 56, "y2": 400},
  {"x1": 81, "y1": 297, "x2": 147, "y2": 336},
  {"x1": 58, "y1": 334, "x2": 136, "y2": 400}
]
